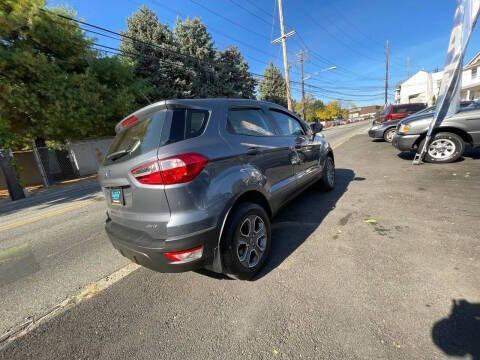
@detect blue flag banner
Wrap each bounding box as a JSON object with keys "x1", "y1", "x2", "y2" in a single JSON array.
[{"x1": 414, "y1": 0, "x2": 480, "y2": 164}]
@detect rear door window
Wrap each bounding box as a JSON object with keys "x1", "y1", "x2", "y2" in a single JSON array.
[
  {"x1": 104, "y1": 110, "x2": 166, "y2": 165},
  {"x1": 268, "y1": 109, "x2": 306, "y2": 136},
  {"x1": 169, "y1": 109, "x2": 209, "y2": 143},
  {"x1": 227, "y1": 108, "x2": 275, "y2": 137}
]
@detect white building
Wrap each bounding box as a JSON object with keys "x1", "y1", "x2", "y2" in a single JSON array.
[
  {"x1": 395, "y1": 52, "x2": 480, "y2": 105},
  {"x1": 461, "y1": 52, "x2": 480, "y2": 100}
]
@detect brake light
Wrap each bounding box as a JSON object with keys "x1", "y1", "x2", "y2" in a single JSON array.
[
  {"x1": 164, "y1": 245, "x2": 203, "y2": 263},
  {"x1": 120, "y1": 115, "x2": 138, "y2": 129},
  {"x1": 130, "y1": 153, "x2": 208, "y2": 185}
]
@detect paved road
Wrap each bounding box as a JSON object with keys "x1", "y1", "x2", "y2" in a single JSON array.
[
  {"x1": 2, "y1": 133, "x2": 478, "y2": 359},
  {"x1": 0, "y1": 121, "x2": 369, "y2": 338},
  {"x1": 322, "y1": 121, "x2": 371, "y2": 148}
]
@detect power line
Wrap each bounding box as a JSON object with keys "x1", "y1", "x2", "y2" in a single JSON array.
[
  {"x1": 320, "y1": 0, "x2": 405, "y2": 69},
  {"x1": 227, "y1": 0, "x2": 271, "y2": 26},
  {"x1": 43, "y1": 8, "x2": 386, "y2": 102},
  {"x1": 188, "y1": 0, "x2": 269, "y2": 41}
]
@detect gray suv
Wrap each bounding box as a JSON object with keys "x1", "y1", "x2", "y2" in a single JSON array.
[
  {"x1": 393, "y1": 101, "x2": 480, "y2": 163},
  {"x1": 98, "y1": 99, "x2": 335, "y2": 279}
]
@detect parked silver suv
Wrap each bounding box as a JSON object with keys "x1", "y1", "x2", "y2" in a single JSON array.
[
  {"x1": 98, "y1": 99, "x2": 335, "y2": 279},
  {"x1": 393, "y1": 101, "x2": 480, "y2": 163}
]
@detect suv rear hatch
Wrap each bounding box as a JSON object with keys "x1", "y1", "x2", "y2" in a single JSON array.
[{"x1": 99, "y1": 104, "x2": 170, "y2": 239}]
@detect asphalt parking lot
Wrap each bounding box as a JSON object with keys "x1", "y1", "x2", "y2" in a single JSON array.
[{"x1": 1, "y1": 134, "x2": 479, "y2": 360}]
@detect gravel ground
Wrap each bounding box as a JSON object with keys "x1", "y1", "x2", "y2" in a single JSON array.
[{"x1": 1, "y1": 134, "x2": 479, "y2": 360}]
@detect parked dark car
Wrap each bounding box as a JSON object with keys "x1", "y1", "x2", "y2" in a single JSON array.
[
  {"x1": 369, "y1": 106, "x2": 434, "y2": 142},
  {"x1": 98, "y1": 99, "x2": 335, "y2": 280},
  {"x1": 374, "y1": 103, "x2": 427, "y2": 124},
  {"x1": 393, "y1": 101, "x2": 480, "y2": 163}
]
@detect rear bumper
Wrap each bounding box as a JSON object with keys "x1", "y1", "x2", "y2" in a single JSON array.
[
  {"x1": 105, "y1": 219, "x2": 219, "y2": 273},
  {"x1": 392, "y1": 133, "x2": 421, "y2": 151}
]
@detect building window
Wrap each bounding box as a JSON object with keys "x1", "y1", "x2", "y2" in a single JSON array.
[{"x1": 472, "y1": 67, "x2": 477, "y2": 79}]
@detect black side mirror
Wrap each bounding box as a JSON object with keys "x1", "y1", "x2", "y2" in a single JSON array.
[{"x1": 310, "y1": 122, "x2": 323, "y2": 133}]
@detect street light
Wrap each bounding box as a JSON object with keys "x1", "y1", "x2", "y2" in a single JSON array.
[
  {"x1": 301, "y1": 65, "x2": 336, "y2": 120},
  {"x1": 303, "y1": 66, "x2": 337, "y2": 81}
]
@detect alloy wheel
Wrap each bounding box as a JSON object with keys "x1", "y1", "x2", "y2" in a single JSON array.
[
  {"x1": 236, "y1": 215, "x2": 267, "y2": 268},
  {"x1": 385, "y1": 129, "x2": 395, "y2": 142},
  {"x1": 326, "y1": 158, "x2": 335, "y2": 187},
  {"x1": 428, "y1": 139, "x2": 456, "y2": 160}
]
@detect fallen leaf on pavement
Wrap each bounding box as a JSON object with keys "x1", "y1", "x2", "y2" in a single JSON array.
[{"x1": 364, "y1": 216, "x2": 378, "y2": 225}]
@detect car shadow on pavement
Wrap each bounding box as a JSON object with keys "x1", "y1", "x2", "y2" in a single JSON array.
[
  {"x1": 396, "y1": 147, "x2": 480, "y2": 162},
  {"x1": 431, "y1": 299, "x2": 480, "y2": 360},
  {"x1": 254, "y1": 168, "x2": 355, "y2": 280}
]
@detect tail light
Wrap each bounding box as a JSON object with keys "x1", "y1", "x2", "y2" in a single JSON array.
[
  {"x1": 385, "y1": 113, "x2": 394, "y2": 121},
  {"x1": 164, "y1": 245, "x2": 203, "y2": 264},
  {"x1": 131, "y1": 153, "x2": 208, "y2": 185}
]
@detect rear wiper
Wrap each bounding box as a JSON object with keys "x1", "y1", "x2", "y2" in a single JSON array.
[{"x1": 106, "y1": 149, "x2": 131, "y2": 161}]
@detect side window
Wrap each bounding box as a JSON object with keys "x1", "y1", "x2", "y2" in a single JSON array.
[
  {"x1": 227, "y1": 108, "x2": 274, "y2": 137},
  {"x1": 269, "y1": 110, "x2": 305, "y2": 136},
  {"x1": 169, "y1": 109, "x2": 209, "y2": 143}
]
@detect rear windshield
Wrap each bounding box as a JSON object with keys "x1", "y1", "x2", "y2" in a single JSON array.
[{"x1": 104, "y1": 110, "x2": 167, "y2": 165}]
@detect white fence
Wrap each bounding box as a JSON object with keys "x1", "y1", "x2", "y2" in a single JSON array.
[{"x1": 67, "y1": 138, "x2": 113, "y2": 177}]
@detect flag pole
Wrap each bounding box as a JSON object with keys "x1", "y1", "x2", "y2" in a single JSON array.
[{"x1": 413, "y1": 0, "x2": 480, "y2": 165}]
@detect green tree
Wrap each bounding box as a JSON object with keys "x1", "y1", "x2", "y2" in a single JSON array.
[
  {"x1": 215, "y1": 46, "x2": 256, "y2": 98},
  {"x1": 294, "y1": 95, "x2": 325, "y2": 121},
  {"x1": 258, "y1": 63, "x2": 287, "y2": 107},
  {"x1": 120, "y1": 6, "x2": 180, "y2": 101},
  {"x1": 0, "y1": 1, "x2": 93, "y2": 147},
  {"x1": 316, "y1": 100, "x2": 345, "y2": 120},
  {"x1": 174, "y1": 17, "x2": 217, "y2": 98},
  {"x1": 0, "y1": 1, "x2": 146, "y2": 148}
]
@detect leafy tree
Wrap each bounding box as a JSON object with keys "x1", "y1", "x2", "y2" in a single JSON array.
[
  {"x1": 174, "y1": 17, "x2": 217, "y2": 98},
  {"x1": 120, "y1": 6, "x2": 180, "y2": 101},
  {"x1": 258, "y1": 63, "x2": 287, "y2": 107},
  {"x1": 316, "y1": 100, "x2": 345, "y2": 120},
  {"x1": 0, "y1": 1, "x2": 146, "y2": 148},
  {"x1": 0, "y1": 1, "x2": 92, "y2": 147},
  {"x1": 215, "y1": 46, "x2": 256, "y2": 98},
  {"x1": 294, "y1": 94, "x2": 325, "y2": 122}
]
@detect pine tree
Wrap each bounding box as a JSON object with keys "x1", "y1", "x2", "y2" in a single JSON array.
[
  {"x1": 216, "y1": 46, "x2": 256, "y2": 98},
  {"x1": 174, "y1": 17, "x2": 216, "y2": 98},
  {"x1": 259, "y1": 63, "x2": 287, "y2": 107},
  {"x1": 120, "y1": 6, "x2": 180, "y2": 101}
]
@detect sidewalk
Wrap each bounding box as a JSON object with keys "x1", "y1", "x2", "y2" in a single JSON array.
[
  {"x1": 0, "y1": 175, "x2": 97, "y2": 202},
  {"x1": 0, "y1": 176, "x2": 101, "y2": 215},
  {"x1": 1, "y1": 134, "x2": 479, "y2": 359}
]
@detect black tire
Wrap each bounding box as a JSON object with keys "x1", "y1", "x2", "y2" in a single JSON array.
[
  {"x1": 318, "y1": 155, "x2": 335, "y2": 191},
  {"x1": 383, "y1": 128, "x2": 396, "y2": 143},
  {"x1": 419, "y1": 132, "x2": 465, "y2": 164},
  {"x1": 221, "y1": 203, "x2": 271, "y2": 280}
]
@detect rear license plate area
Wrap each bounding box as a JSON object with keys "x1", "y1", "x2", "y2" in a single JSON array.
[{"x1": 110, "y1": 188, "x2": 124, "y2": 205}]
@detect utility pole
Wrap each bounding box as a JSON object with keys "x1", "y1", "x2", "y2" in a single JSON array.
[
  {"x1": 384, "y1": 40, "x2": 389, "y2": 107},
  {"x1": 298, "y1": 50, "x2": 306, "y2": 120},
  {"x1": 273, "y1": 0, "x2": 294, "y2": 111},
  {"x1": 406, "y1": 56, "x2": 411, "y2": 78}
]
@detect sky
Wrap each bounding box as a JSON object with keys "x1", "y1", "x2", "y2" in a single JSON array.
[{"x1": 47, "y1": 0, "x2": 480, "y2": 106}]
